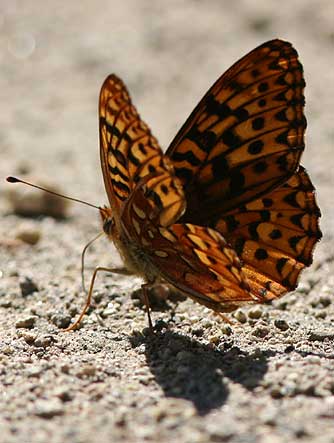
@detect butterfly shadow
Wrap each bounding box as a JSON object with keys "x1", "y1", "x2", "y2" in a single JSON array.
[{"x1": 129, "y1": 329, "x2": 272, "y2": 415}]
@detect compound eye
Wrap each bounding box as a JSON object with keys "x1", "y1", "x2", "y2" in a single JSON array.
[{"x1": 103, "y1": 218, "x2": 114, "y2": 234}]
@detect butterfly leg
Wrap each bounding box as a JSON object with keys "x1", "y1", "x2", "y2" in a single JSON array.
[
  {"x1": 141, "y1": 283, "x2": 154, "y2": 333},
  {"x1": 216, "y1": 312, "x2": 234, "y2": 325},
  {"x1": 80, "y1": 232, "x2": 104, "y2": 293},
  {"x1": 65, "y1": 266, "x2": 133, "y2": 332}
]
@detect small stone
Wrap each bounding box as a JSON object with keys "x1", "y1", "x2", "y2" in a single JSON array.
[
  {"x1": 26, "y1": 365, "x2": 44, "y2": 377},
  {"x1": 296, "y1": 282, "x2": 310, "y2": 294},
  {"x1": 20, "y1": 331, "x2": 37, "y2": 344},
  {"x1": 0, "y1": 299, "x2": 12, "y2": 308},
  {"x1": 209, "y1": 334, "x2": 221, "y2": 344},
  {"x1": 284, "y1": 344, "x2": 295, "y2": 353},
  {"x1": 221, "y1": 324, "x2": 233, "y2": 335},
  {"x1": 252, "y1": 326, "x2": 270, "y2": 338},
  {"x1": 201, "y1": 319, "x2": 213, "y2": 328},
  {"x1": 309, "y1": 330, "x2": 334, "y2": 341},
  {"x1": 15, "y1": 315, "x2": 37, "y2": 329},
  {"x1": 33, "y1": 399, "x2": 64, "y2": 418},
  {"x1": 76, "y1": 364, "x2": 96, "y2": 378},
  {"x1": 319, "y1": 295, "x2": 331, "y2": 307},
  {"x1": 234, "y1": 309, "x2": 247, "y2": 323},
  {"x1": 192, "y1": 327, "x2": 204, "y2": 337},
  {"x1": 207, "y1": 421, "x2": 235, "y2": 441},
  {"x1": 50, "y1": 313, "x2": 71, "y2": 329},
  {"x1": 270, "y1": 386, "x2": 283, "y2": 398},
  {"x1": 60, "y1": 364, "x2": 70, "y2": 374},
  {"x1": 136, "y1": 344, "x2": 146, "y2": 355},
  {"x1": 101, "y1": 306, "x2": 118, "y2": 317},
  {"x1": 15, "y1": 226, "x2": 41, "y2": 245},
  {"x1": 154, "y1": 319, "x2": 168, "y2": 332},
  {"x1": 274, "y1": 319, "x2": 289, "y2": 331},
  {"x1": 248, "y1": 307, "x2": 263, "y2": 319},
  {"x1": 260, "y1": 407, "x2": 279, "y2": 425},
  {"x1": 276, "y1": 300, "x2": 288, "y2": 311},
  {"x1": 34, "y1": 335, "x2": 53, "y2": 348},
  {"x1": 53, "y1": 386, "x2": 73, "y2": 402},
  {"x1": 315, "y1": 310, "x2": 327, "y2": 319},
  {"x1": 19, "y1": 276, "x2": 38, "y2": 296},
  {"x1": 2, "y1": 346, "x2": 14, "y2": 355}
]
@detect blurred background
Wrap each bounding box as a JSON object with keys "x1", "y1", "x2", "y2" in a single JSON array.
[{"x1": 1, "y1": 0, "x2": 333, "y2": 234}]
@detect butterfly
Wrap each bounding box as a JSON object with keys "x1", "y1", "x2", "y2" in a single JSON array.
[{"x1": 94, "y1": 39, "x2": 322, "y2": 329}]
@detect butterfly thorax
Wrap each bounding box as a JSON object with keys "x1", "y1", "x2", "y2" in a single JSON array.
[{"x1": 99, "y1": 205, "x2": 159, "y2": 281}]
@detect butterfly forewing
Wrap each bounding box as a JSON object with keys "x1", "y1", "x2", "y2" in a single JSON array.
[
  {"x1": 99, "y1": 74, "x2": 169, "y2": 213},
  {"x1": 167, "y1": 40, "x2": 306, "y2": 217}
]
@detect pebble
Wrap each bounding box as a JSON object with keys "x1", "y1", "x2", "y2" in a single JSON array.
[
  {"x1": 309, "y1": 330, "x2": 334, "y2": 341},
  {"x1": 53, "y1": 386, "x2": 73, "y2": 402},
  {"x1": 234, "y1": 309, "x2": 247, "y2": 323},
  {"x1": 6, "y1": 177, "x2": 69, "y2": 218},
  {"x1": 19, "y1": 331, "x2": 37, "y2": 344},
  {"x1": 192, "y1": 327, "x2": 204, "y2": 337},
  {"x1": 15, "y1": 315, "x2": 37, "y2": 329},
  {"x1": 15, "y1": 226, "x2": 41, "y2": 245},
  {"x1": 209, "y1": 334, "x2": 221, "y2": 344},
  {"x1": 60, "y1": 364, "x2": 70, "y2": 374},
  {"x1": 248, "y1": 307, "x2": 263, "y2": 319},
  {"x1": 33, "y1": 399, "x2": 64, "y2": 418},
  {"x1": 252, "y1": 326, "x2": 270, "y2": 338},
  {"x1": 260, "y1": 407, "x2": 279, "y2": 426},
  {"x1": 50, "y1": 313, "x2": 71, "y2": 329},
  {"x1": 2, "y1": 346, "x2": 14, "y2": 355},
  {"x1": 19, "y1": 276, "x2": 38, "y2": 296},
  {"x1": 76, "y1": 364, "x2": 97, "y2": 378},
  {"x1": 101, "y1": 306, "x2": 118, "y2": 317},
  {"x1": 221, "y1": 324, "x2": 233, "y2": 335},
  {"x1": 274, "y1": 319, "x2": 289, "y2": 331},
  {"x1": 207, "y1": 421, "x2": 235, "y2": 441},
  {"x1": 315, "y1": 310, "x2": 327, "y2": 319},
  {"x1": 26, "y1": 365, "x2": 44, "y2": 377},
  {"x1": 201, "y1": 319, "x2": 214, "y2": 328},
  {"x1": 33, "y1": 335, "x2": 53, "y2": 348},
  {"x1": 319, "y1": 294, "x2": 331, "y2": 307},
  {"x1": 270, "y1": 386, "x2": 283, "y2": 399}
]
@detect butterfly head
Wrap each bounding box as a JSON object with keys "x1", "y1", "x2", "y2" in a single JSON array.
[{"x1": 100, "y1": 206, "x2": 115, "y2": 236}]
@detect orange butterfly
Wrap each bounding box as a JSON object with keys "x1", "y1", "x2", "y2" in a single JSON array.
[{"x1": 77, "y1": 39, "x2": 322, "y2": 330}]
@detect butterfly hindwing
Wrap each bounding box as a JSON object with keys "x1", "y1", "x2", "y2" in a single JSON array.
[
  {"x1": 215, "y1": 167, "x2": 321, "y2": 299},
  {"x1": 121, "y1": 172, "x2": 261, "y2": 312}
]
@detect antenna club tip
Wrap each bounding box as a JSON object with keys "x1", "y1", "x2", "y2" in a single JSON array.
[{"x1": 6, "y1": 176, "x2": 19, "y2": 183}]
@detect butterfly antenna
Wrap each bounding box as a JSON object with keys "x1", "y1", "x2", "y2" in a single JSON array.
[{"x1": 6, "y1": 176, "x2": 101, "y2": 211}]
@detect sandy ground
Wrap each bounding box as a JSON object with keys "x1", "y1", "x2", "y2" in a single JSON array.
[{"x1": 1, "y1": 1, "x2": 334, "y2": 442}]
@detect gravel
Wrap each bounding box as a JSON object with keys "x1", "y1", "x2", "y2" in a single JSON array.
[{"x1": 1, "y1": 1, "x2": 334, "y2": 443}]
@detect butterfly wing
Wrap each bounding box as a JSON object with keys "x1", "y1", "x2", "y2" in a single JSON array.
[
  {"x1": 166, "y1": 39, "x2": 306, "y2": 218},
  {"x1": 99, "y1": 74, "x2": 171, "y2": 216},
  {"x1": 121, "y1": 172, "x2": 261, "y2": 312},
  {"x1": 165, "y1": 39, "x2": 321, "y2": 301},
  {"x1": 215, "y1": 166, "x2": 321, "y2": 299}
]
